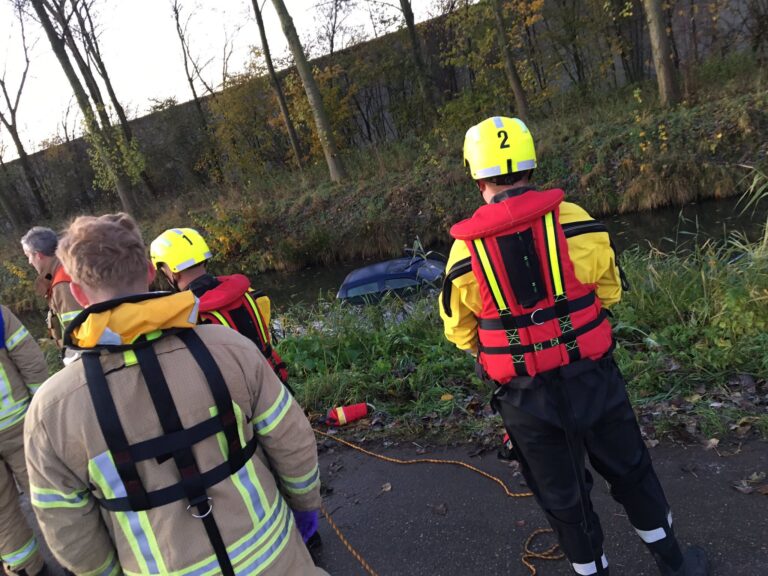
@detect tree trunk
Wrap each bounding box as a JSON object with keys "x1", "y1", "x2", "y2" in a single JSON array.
[
  {"x1": 642, "y1": 0, "x2": 680, "y2": 106},
  {"x1": 252, "y1": 0, "x2": 303, "y2": 170},
  {"x1": 0, "y1": 159, "x2": 30, "y2": 227},
  {"x1": 271, "y1": 0, "x2": 347, "y2": 182},
  {"x1": 31, "y1": 0, "x2": 138, "y2": 213},
  {"x1": 72, "y1": 0, "x2": 158, "y2": 197},
  {"x1": 2, "y1": 122, "x2": 49, "y2": 217},
  {"x1": 490, "y1": 0, "x2": 530, "y2": 123},
  {"x1": 399, "y1": 0, "x2": 437, "y2": 111}
]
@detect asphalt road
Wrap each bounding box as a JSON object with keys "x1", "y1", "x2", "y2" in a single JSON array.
[
  {"x1": 18, "y1": 439, "x2": 767, "y2": 576},
  {"x1": 313, "y1": 439, "x2": 768, "y2": 576}
]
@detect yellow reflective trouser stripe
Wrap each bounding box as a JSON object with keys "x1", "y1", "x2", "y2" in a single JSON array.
[
  {"x1": 30, "y1": 486, "x2": 90, "y2": 509},
  {"x1": 336, "y1": 407, "x2": 347, "y2": 425},
  {"x1": 211, "y1": 404, "x2": 270, "y2": 524},
  {"x1": 252, "y1": 386, "x2": 291, "y2": 436},
  {"x1": 1, "y1": 535, "x2": 38, "y2": 567},
  {"x1": 6, "y1": 325, "x2": 30, "y2": 351},
  {"x1": 81, "y1": 550, "x2": 121, "y2": 576},
  {"x1": 543, "y1": 212, "x2": 564, "y2": 296},
  {"x1": 209, "y1": 310, "x2": 231, "y2": 327},
  {"x1": 243, "y1": 293, "x2": 269, "y2": 343},
  {"x1": 89, "y1": 452, "x2": 167, "y2": 574},
  {"x1": 472, "y1": 239, "x2": 508, "y2": 312}
]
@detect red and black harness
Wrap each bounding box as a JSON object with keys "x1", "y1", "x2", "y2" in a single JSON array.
[{"x1": 449, "y1": 188, "x2": 614, "y2": 383}]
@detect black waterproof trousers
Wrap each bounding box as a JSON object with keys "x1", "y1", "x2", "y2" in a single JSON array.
[{"x1": 492, "y1": 355, "x2": 683, "y2": 576}]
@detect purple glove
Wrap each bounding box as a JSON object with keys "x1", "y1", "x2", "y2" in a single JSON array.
[{"x1": 293, "y1": 509, "x2": 319, "y2": 543}]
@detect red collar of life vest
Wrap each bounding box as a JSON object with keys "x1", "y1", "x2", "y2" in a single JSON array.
[
  {"x1": 46, "y1": 263, "x2": 73, "y2": 299},
  {"x1": 451, "y1": 188, "x2": 564, "y2": 240},
  {"x1": 197, "y1": 274, "x2": 251, "y2": 312}
]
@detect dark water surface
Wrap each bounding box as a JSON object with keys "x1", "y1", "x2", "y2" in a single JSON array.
[{"x1": 255, "y1": 196, "x2": 768, "y2": 309}]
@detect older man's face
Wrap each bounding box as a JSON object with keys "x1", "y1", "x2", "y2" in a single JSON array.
[{"x1": 22, "y1": 245, "x2": 42, "y2": 273}]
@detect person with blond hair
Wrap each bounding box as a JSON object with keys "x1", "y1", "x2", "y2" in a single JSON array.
[
  {"x1": 24, "y1": 213, "x2": 326, "y2": 576},
  {"x1": 0, "y1": 304, "x2": 49, "y2": 576}
]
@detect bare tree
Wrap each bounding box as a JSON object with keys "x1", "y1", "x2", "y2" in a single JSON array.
[
  {"x1": 252, "y1": 0, "x2": 303, "y2": 170},
  {"x1": 0, "y1": 4, "x2": 50, "y2": 218},
  {"x1": 642, "y1": 0, "x2": 680, "y2": 106},
  {"x1": 70, "y1": 0, "x2": 158, "y2": 196},
  {"x1": 171, "y1": 0, "x2": 225, "y2": 180},
  {"x1": 490, "y1": 0, "x2": 529, "y2": 123},
  {"x1": 30, "y1": 0, "x2": 139, "y2": 213},
  {"x1": 271, "y1": 0, "x2": 347, "y2": 182}
]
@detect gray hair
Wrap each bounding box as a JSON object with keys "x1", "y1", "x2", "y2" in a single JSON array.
[{"x1": 21, "y1": 226, "x2": 59, "y2": 257}]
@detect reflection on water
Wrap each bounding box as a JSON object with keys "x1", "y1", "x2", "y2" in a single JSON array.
[
  {"x1": 255, "y1": 196, "x2": 768, "y2": 310},
  {"x1": 605, "y1": 196, "x2": 767, "y2": 252}
]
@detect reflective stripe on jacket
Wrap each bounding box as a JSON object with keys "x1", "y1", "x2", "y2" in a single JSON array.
[
  {"x1": 24, "y1": 292, "x2": 320, "y2": 575},
  {"x1": 443, "y1": 188, "x2": 615, "y2": 382},
  {"x1": 0, "y1": 305, "x2": 48, "y2": 431}
]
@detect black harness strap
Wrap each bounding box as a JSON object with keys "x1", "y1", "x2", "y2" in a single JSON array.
[
  {"x1": 478, "y1": 293, "x2": 596, "y2": 330},
  {"x1": 83, "y1": 353, "x2": 150, "y2": 511},
  {"x1": 177, "y1": 330, "x2": 245, "y2": 472},
  {"x1": 96, "y1": 437, "x2": 258, "y2": 512},
  {"x1": 441, "y1": 257, "x2": 473, "y2": 317},
  {"x1": 135, "y1": 344, "x2": 235, "y2": 576},
  {"x1": 479, "y1": 311, "x2": 607, "y2": 356}
]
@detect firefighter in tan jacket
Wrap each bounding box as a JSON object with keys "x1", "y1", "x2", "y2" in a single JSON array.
[
  {"x1": 24, "y1": 213, "x2": 327, "y2": 576},
  {"x1": 1, "y1": 304, "x2": 49, "y2": 576},
  {"x1": 21, "y1": 226, "x2": 82, "y2": 348}
]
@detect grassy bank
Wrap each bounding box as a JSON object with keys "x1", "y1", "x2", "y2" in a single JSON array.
[
  {"x1": 279, "y1": 238, "x2": 768, "y2": 441},
  {"x1": 2, "y1": 54, "x2": 765, "y2": 302}
]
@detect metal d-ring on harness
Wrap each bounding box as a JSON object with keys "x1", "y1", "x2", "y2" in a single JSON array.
[{"x1": 82, "y1": 329, "x2": 258, "y2": 576}]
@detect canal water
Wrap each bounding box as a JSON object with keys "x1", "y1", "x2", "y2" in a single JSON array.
[
  {"x1": 255, "y1": 195, "x2": 768, "y2": 309},
  {"x1": 16, "y1": 195, "x2": 768, "y2": 337}
]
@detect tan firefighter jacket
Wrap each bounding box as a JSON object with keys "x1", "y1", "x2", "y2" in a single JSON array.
[
  {"x1": 1, "y1": 304, "x2": 49, "y2": 433},
  {"x1": 33, "y1": 256, "x2": 82, "y2": 348},
  {"x1": 24, "y1": 291, "x2": 323, "y2": 576}
]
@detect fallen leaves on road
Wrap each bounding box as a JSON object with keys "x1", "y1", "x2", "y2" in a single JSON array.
[{"x1": 731, "y1": 471, "x2": 768, "y2": 496}]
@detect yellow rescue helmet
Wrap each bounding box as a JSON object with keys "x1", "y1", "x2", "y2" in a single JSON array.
[
  {"x1": 463, "y1": 116, "x2": 537, "y2": 180},
  {"x1": 149, "y1": 228, "x2": 212, "y2": 273}
]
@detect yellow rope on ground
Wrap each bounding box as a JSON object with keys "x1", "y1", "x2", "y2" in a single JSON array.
[
  {"x1": 314, "y1": 428, "x2": 564, "y2": 575},
  {"x1": 320, "y1": 504, "x2": 380, "y2": 576}
]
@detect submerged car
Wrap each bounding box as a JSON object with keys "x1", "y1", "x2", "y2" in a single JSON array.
[{"x1": 337, "y1": 248, "x2": 446, "y2": 303}]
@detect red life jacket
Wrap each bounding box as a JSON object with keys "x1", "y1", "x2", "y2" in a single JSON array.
[
  {"x1": 47, "y1": 264, "x2": 72, "y2": 299},
  {"x1": 450, "y1": 188, "x2": 613, "y2": 383},
  {"x1": 197, "y1": 274, "x2": 288, "y2": 384}
]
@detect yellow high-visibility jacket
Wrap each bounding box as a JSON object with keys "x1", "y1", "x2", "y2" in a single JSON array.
[{"x1": 440, "y1": 200, "x2": 622, "y2": 354}]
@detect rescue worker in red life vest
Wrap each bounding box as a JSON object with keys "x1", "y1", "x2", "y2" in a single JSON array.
[
  {"x1": 24, "y1": 213, "x2": 327, "y2": 576},
  {"x1": 0, "y1": 305, "x2": 50, "y2": 576},
  {"x1": 148, "y1": 228, "x2": 322, "y2": 553},
  {"x1": 439, "y1": 117, "x2": 709, "y2": 576},
  {"x1": 149, "y1": 228, "x2": 288, "y2": 386},
  {"x1": 21, "y1": 227, "x2": 82, "y2": 352}
]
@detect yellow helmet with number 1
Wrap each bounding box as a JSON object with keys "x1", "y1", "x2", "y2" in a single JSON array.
[
  {"x1": 463, "y1": 116, "x2": 537, "y2": 180},
  {"x1": 149, "y1": 228, "x2": 212, "y2": 273}
]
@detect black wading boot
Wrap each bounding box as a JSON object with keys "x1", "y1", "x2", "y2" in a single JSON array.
[{"x1": 656, "y1": 546, "x2": 710, "y2": 576}]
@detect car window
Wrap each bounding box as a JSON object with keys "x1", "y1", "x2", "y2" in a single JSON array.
[
  {"x1": 346, "y1": 282, "x2": 380, "y2": 297},
  {"x1": 383, "y1": 278, "x2": 419, "y2": 290}
]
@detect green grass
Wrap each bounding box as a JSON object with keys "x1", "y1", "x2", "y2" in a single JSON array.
[{"x1": 276, "y1": 237, "x2": 768, "y2": 439}]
